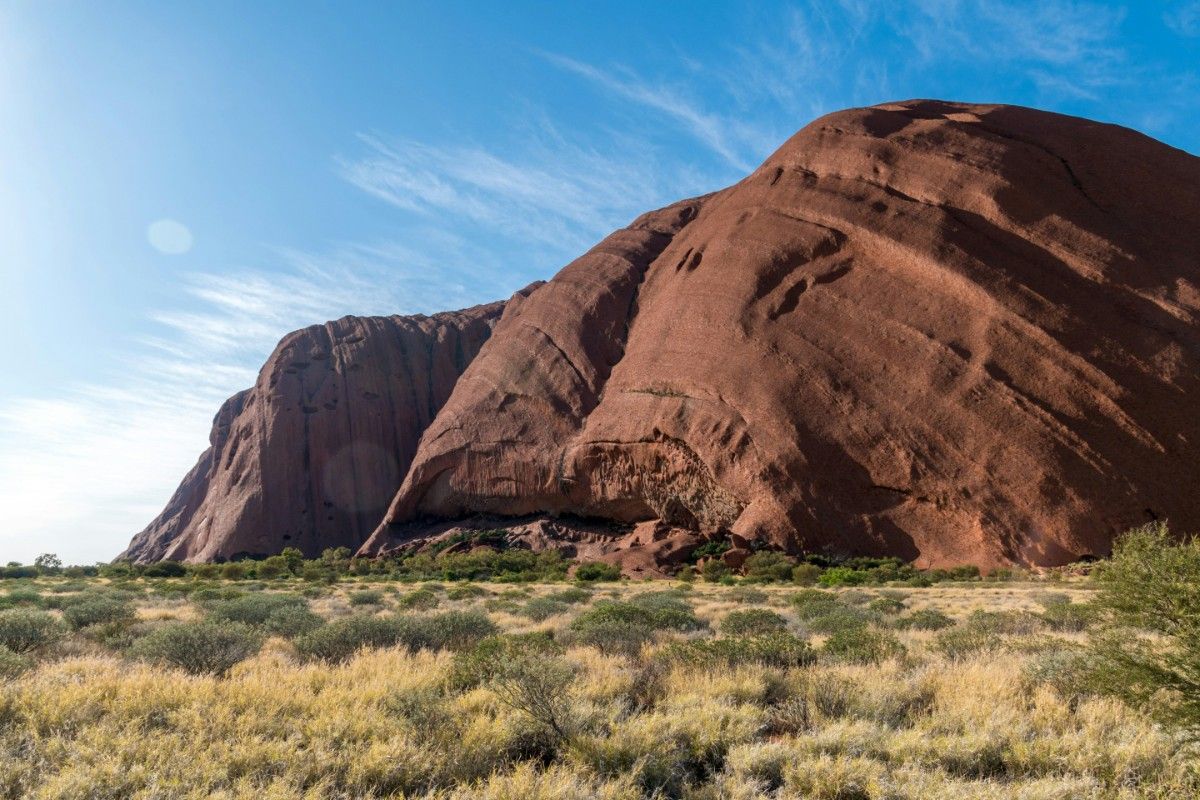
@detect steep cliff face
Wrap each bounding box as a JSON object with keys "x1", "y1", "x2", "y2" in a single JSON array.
[
  {"x1": 361, "y1": 100, "x2": 1200, "y2": 568},
  {"x1": 121, "y1": 302, "x2": 507, "y2": 562}
]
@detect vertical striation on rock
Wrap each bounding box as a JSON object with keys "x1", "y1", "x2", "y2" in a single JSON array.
[{"x1": 121, "y1": 301, "x2": 509, "y2": 562}]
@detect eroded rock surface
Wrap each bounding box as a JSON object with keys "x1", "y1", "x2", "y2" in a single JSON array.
[
  {"x1": 121, "y1": 302, "x2": 507, "y2": 562},
  {"x1": 361, "y1": 100, "x2": 1200, "y2": 568}
]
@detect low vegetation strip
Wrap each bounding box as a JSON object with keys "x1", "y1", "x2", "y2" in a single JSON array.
[{"x1": 0, "y1": 523, "x2": 1195, "y2": 798}]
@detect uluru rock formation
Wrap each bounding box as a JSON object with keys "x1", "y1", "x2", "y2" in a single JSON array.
[
  {"x1": 121, "y1": 302, "x2": 507, "y2": 562},
  {"x1": 129, "y1": 100, "x2": 1200, "y2": 569}
]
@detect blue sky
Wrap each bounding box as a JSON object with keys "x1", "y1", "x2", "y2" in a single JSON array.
[{"x1": 1, "y1": 1, "x2": 1197, "y2": 564}]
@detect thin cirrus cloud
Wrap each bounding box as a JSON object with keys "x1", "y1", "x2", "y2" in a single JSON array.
[
  {"x1": 0, "y1": 242, "x2": 512, "y2": 564},
  {"x1": 537, "y1": 52, "x2": 775, "y2": 174},
  {"x1": 337, "y1": 126, "x2": 710, "y2": 257},
  {"x1": 1165, "y1": 1, "x2": 1200, "y2": 36}
]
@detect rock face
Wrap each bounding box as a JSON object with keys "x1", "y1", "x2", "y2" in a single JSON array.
[
  {"x1": 121, "y1": 302, "x2": 507, "y2": 562},
  {"x1": 360, "y1": 100, "x2": 1200, "y2": 568}
]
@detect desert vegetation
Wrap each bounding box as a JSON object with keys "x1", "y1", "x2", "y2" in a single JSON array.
[{"x1": 0, "y1": 525, "x2": 1196, "y2": 798}]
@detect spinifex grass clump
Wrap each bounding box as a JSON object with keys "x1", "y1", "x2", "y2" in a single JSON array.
[
  {"x1": 294, "y1": 610, "x2": 497, "y2": 663},
  {"x1": 567, "y1": 592, "x2": 703, "y2": 655},
  {"x1": 720, "y1": 608, "x2": 789, "y2": 637},
  {"x1": 0, "y1": 608, "x2": 65, "y2": 654},
  {"x1": 200, "y1": 592, "x2": 309, "y2": 627},
  {"x1": 130, "y1": 620, "x2": 263, "y2": 676},
  {"x1": 658, "y1": 633, "x2": 815, "y2": 668},
  {"x1": 61, "y1": 595, "x2": 136, "y2": 630}
]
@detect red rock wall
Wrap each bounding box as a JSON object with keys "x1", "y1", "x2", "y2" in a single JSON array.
[
  {"x1": 362, "y1": 101, "x2": 1200, "y2": 568},
  {"x1": 121, "y1": 302, "x2": 508, "y2": 562}
]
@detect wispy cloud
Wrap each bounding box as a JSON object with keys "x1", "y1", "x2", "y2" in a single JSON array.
[
  {"x1": 338, "y1": 125, "x2": 708, "y2": 256},
  {"x1": 1165, "y1": 1, "x2": 1200, "y2": 36},
  {"x1": 538, "y1": 52, "x2": 777, "y2": 173},
  {"x1": 0, "y1": 243, "x2": 511, "y2": 564}
]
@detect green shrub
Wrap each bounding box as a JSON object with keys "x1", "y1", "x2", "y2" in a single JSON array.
[
  {"x1": 219, "y1": 562, "x2": 248, "y2": 580},
  {"x1": 0, "y1": 645, "x2": 31, "y2": 680},
  {"x1": 659, "y1": 634, "x2": 815, "y2": 669},
  {"x1": 575, "y1": 562, "x2": 622, "y2": 582},
  {"x1": 822, "y1": 627, "x2": 905, "y2": 664},
  {"x1": 400, "y1": 610, "x2": 499, "y2": 652},
  {"x1": 141, "y1": 560, "x2": 187, "y2": 578},
  {"x1": 0, "y1": 588, "x2": 42, "y2": 608},
  {"x1": 948, "y1": 565, "x2": 981, "y2": 581},
  {"x1": 203, "y1": 593, "x2": 308, "y2": 627},
  {"x1": 964, "y1": 609, "x2": 1041, "y2": 635},
  {"x1": 0, "y1": 608, "x2": 66, "y2": 654},
  {"x1": 396, "y1": 588, "x2": 441, "y2": 610},
  {"x1": 1087, "y1": 522, "x2": 1200, "y2": 735},
  {"x1": 520, "y1": 597, "x2": 571, "y2": 621},
  {"x1": 626, "y1": 592, "x2": 704, "y2": 631},
  {"x1": 804, "y1": 605, "x2": 876, "y2": 635},
  {"x1": 567, "y1": 594, "x2": 701, "y2": 656},
  {"x1": 484, "y1": 598, "x2": 521, "y2": 614},
  {"x1": 839, "y1": 589, "x2": 873, "y2": 606},
  {"x1": 392, "y1": 548, "x2": 568, "y2": 583},
  {"x1": 867, "y1": 596, "x2": 905, "y2": 615},
  {"x1": 725, "y1": 586, "x2": 768, "y2": 604},
  {"x1": 130, "y1": 621, "x2": 263, "y2": 675},
  {"x1": 791, "y1": 563, "x2": 822, "y2": 586},
  {"x1": 263, "y1": 605, "x2": 325, "y2": 638},
  {"x1": 691, "y1": 540, "x2": 731, "y2": 560},
  {"x1": 933, "y1": 625, "x2": 1002, "y2": 659},
  {"x1": 566, "y1": 610, "x2": 653, "y2": 656},
  {"x1": 1038, "y1": 600, "x2": 1096, "y2": 632},
  {"x1": 446, "y1": 584, "x2": 488, "y2": 601},
  {"x1": 894, "y1": 609, "x2": 955, "y2": 631},
  {"x1": 742, "y1": 551, "x2": 796, "y2": 582},
  {"x1": 546, "y1": 587, "x2": 591, "y2": 605},
  {"x1": 45, "y1": 581, "x2": 88, "y2": 594},
  {"x1": 790, "y1": 589, "x2": 843, "y2": 620},
  {"x1": 293, "y1": 615, "x2": 408, "y2": 663},
  {"x1": 818, "y1": 566, "x2": 872, "y2": 586},
  {"x1": 700, "y1": 559, "x2": 732, "y2": 582},
  {"x1": 720, "y1": 608, "x2": 789, "y2": 637},
  {"x1": 347, "y1": 589, "x2": 386, "y2": 607},
  {"x1": 190, "y1": 587, "x2": 244, "y2": 604},
  {"x1": 62, "y1": 596, "x2": 136, "y2": 630},
  {"x1": 294, "y1": 610, "x2": 497, "y2": 663}
]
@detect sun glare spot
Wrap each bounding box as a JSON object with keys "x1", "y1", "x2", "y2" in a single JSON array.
[{"x1": 147, "y1": 219, "x2": 194, "y2": 255}]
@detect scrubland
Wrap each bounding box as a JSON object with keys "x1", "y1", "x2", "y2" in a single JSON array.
[{"x1": 1, "y1": 555, "x2": 1197, "y2": 800}]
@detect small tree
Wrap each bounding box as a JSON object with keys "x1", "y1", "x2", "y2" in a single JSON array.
[
  {"x1": 33, "y1": 554, "x2": 63, "y2": 575},
  {"x1": 1088, "y1": 522, "x2": 1200, "y2": 736},
  {"x1": 450, "y1": 633, "x2": 576, "y2": 741},
  {"x1": 322, "y1": 547, "x2": 352, "y2": 575},
  {"x1": 279, "y1": 547, "x2": 305, "y2": 575}
]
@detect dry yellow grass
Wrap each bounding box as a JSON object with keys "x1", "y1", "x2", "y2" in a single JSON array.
[{"x1": 0, "y1": 577, "x2": 1195, "y2": 799}]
